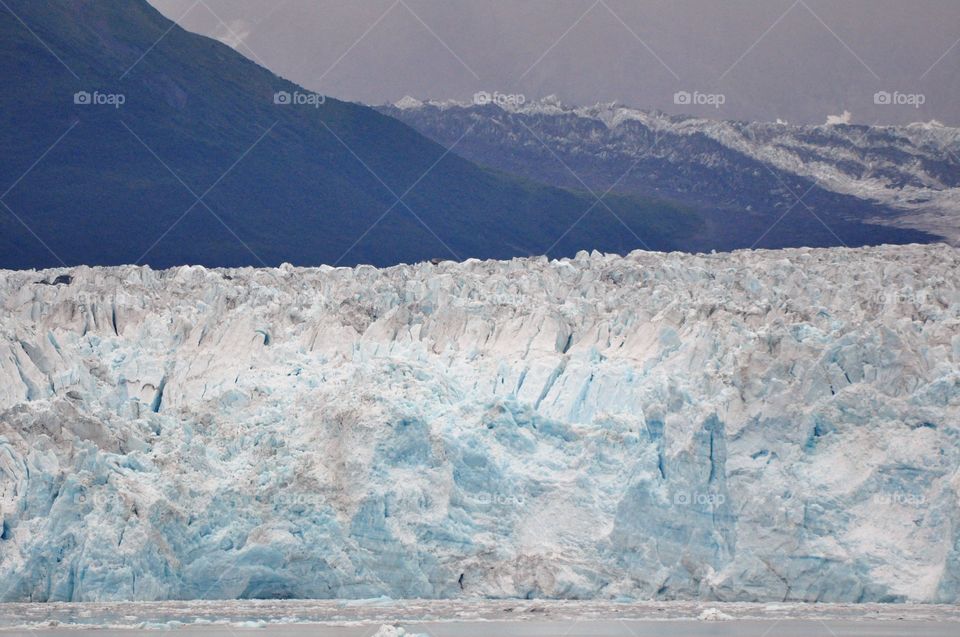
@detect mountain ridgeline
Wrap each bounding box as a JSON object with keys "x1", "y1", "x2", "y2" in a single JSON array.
[
  {"x1": 380, "y1": 98, "x2": 953, "y2": 250},
  {"x1": 0, "y1": 0, "x2": 702, "y2": 270}
]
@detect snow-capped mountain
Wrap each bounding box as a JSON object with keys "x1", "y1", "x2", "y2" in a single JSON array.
[
  {"x1": 1, "y1": 245, "x2": 958, "y2": 602},
  {"x1": 379, "y1": 97, "x2": 960, "y2": 246}
]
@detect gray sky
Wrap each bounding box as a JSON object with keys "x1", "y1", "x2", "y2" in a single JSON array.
[{"x1": 149, "y1": 0, "x2": 960, "y2": 125}]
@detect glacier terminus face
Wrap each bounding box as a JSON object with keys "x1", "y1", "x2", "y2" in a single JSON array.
[{"x1": 0, "y1": 245, "x2": 958, "y2": 603}]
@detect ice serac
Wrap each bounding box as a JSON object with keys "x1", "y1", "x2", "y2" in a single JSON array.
[{"x1": 0, "y1": 245, "x2": 958, "y2": 603}]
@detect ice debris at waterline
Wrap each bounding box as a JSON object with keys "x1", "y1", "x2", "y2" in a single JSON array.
[
  {"x1": 371, "y1": 626, "x2": 428, "y2": 637},
  {"x1": 0, "y1": 245, "x2": 958, "y2": 603}
]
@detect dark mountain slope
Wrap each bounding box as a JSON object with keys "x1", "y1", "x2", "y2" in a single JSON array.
[{"x1": 0, "y1": 0, "x2": 698, "y2": 269}]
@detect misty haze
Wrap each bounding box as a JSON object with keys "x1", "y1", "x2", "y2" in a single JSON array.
[{"x1": 152, "y1": 0, "x2": 960, "y2": 125}]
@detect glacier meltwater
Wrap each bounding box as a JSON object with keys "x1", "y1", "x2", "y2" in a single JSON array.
[{"x1": 0, "y1": 245, "x2": 958, "y2": 603}]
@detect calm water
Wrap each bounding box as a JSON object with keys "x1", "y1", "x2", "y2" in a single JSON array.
[
  {"x1": 11, "y1": 620, "x2": 960, "y2": 636},
  {"x1": 2, "y1": 600, "x2": 958, "y2": 635}
]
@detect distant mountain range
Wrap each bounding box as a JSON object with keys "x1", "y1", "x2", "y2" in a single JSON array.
[
  {"x1": 380, "y1": 96, "x2": 959, "y2": 248},
  {"x1": 0, "y1": 0, "x2": 703, "y2": 270},
  {"x1": 0, "y1": 2, "x2": 947, "y2": 271}
]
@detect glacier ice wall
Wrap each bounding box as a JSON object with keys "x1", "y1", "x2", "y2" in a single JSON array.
[{"x1": 0, "y1": 245, "x2": 958, "y2": 602}]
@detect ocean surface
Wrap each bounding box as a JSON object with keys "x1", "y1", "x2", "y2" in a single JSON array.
[
  {"x1": 9, "y1": 621, "x2": 960, "y2": 636},
  {"x1": 1, "y1": 600, "x2": 958, "y2": 635}
]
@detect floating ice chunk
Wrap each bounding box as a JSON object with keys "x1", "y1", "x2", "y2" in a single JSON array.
[
  {"x1": 371, "y1": 625, "x2": 428, "y2": 637},
  {"x1": 699, "y1": 608, "x2": 734, "y2": 621}
]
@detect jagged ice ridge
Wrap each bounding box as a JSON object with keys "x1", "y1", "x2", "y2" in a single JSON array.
[{"x1": 0, "y1": 245, "x2": 958, "y2": 602}]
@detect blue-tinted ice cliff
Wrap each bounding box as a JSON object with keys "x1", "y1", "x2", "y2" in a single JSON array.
[{"x1": 0, "y1": 245, "x2": 958, "y2": 602}]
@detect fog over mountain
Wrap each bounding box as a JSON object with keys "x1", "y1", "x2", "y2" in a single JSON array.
[{"x1": 149, "y1": 0, "x2": 960, "y2": 125}]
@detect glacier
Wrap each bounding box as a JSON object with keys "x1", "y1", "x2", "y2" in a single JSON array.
[{"x1": 0, "y1": 244, "x2": 958, "y2": 603}]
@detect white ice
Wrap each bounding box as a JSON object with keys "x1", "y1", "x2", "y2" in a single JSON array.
[{"x1": 0, "y1": 245, "x2": 958, "y2": 602}]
